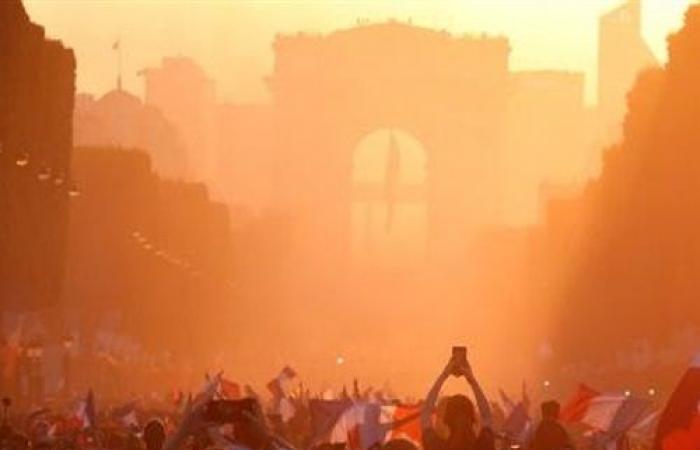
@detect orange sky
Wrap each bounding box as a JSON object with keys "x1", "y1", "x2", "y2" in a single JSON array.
[{"x1": 25, "y1": 0, "x2": 692, "y2": 104}]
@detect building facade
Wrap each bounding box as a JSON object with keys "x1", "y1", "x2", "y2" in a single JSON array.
[{"x1": 0, "y1": 0, "x2": 76, "y2": 312}]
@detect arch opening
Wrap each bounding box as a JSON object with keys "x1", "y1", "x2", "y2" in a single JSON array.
[{"x1": 350, "y1": 128, "x2": 428, "y2": 269}]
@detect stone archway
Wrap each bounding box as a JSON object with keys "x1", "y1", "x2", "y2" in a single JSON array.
[{"x1": 267, "y1": 21, "x2": 510, "y2": 266}]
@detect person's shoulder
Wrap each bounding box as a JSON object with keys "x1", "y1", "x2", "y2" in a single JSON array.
[
  {"x1": 477, "y1": 426, "x2": 495, "y2": 440},
  {"x1": 421, "y1": 427, "x2": 445, "y2": 450},
  {"x1": 476, "y1": 427, "x2": 496, "y2": 450}
]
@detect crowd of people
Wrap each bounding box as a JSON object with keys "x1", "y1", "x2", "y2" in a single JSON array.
[{"x1": 0, "y1": 348, "x2": 684, "y2": 450}]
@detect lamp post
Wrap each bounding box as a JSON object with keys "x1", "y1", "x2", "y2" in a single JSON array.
[
  {"x1": 62, "y1": 335, "x2": 74, "y2": 397},
  {"x1": 26, "y1": 339, "x2": 44, "y2": 406}
]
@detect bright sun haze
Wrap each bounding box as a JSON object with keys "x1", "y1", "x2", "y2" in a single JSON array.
[
  {"x1": 8, "y1": 0, "x2": 700, "y2": 404},
  {"x1": 25, "y1": 0, "x2": 691, "y2": 103}
]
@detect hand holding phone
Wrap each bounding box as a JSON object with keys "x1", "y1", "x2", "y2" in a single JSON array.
[{"x1": 451, "y1": 346, "x2": 467, "y2": 376}]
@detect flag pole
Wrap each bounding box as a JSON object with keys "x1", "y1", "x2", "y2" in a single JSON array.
[{"x1": 114, "y1": 37, "x2": 122, "y2": 91}]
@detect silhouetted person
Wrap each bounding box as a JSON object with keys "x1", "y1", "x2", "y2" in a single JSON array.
[
  {"x1": 144, "y1": 419, "x2": 166, "y2": 450},
  {"x1": 421, "y1": 356, "x2": 494, "y2": 450},
  {"x1": 529, "y1": 401, "x2": 572, "y2": 450},
  {"x1": 383, "y1": 438, "x2": 419, "y2": 450}
]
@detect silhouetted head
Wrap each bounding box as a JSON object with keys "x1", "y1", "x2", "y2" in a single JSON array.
[
  {"x1": 233, "y1": 400, "x2": 270, "y2": 450},
  {"x1": 541, "y1": 401, "x2": 560, "y2": 421},
  {"x1": 143, "y1": 419, "x2": 166, "y2": 450},
  {"x1": 382, "y1": 438, "x2": 419, "y2": 450},
  {"x1": 444, "y1": 395, "x2": 476, "y2": 432}
]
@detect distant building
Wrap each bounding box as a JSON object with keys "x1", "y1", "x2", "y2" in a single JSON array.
[
  {"x1": 73, "y1": 89, "x2": 188, "y2": 179},
  {"x1": 598, "y1": 0, "x2": 658, "y2": 142},
  {"x1": 146, "y1": 5, "x2": 657, "y2": 269},
  {"x1": 215, "y1": 21, "x2": 600, "y2": 268},
  {"x1": 141, "y1": 58, "x2": 219, "y2": 191},
  {"x1": 67, "y1": 146, "x2": 234, "y2": 351},
  {"x1": 506, "y1": 70, "x2": 593, "y2": 224},
  {"x1": 0, "y1": 0, "x2": 76, "y2": 312}
]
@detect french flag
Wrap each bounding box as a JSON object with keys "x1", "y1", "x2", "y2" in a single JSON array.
[
  {"x1": 503, "y1": 401, "x2": 532, "y2": 443},
  {"x1": 329, "y1": 402, "x2": 367, "y2": 450},
  {"x1": 560, "y1": 384, "x2": 650, "y2": 436},
  {"x1": 75, "y1": 390, "x2": 96, "y2": 429},
  {"x1": 654, "y1": 354, "x2": 700, "y2": 450},
  {"x1": 309, "y1": 399, "x2": 381, "y2": 449},
  {"x1": 220, "y1": 378, "x2": 242, "y2": 400},
  {"x1": 267, "y1": 366, "x2": 297, "y2": 399},
  {"x1": 498, "y1": 384, "x2": 532, "y2": 443},
  {"x1": 309, "y1": 399, "x2": 354, "y2": 446},
  {"x1": 499, "y1": 389, "x2": 517, "y2": 415},
  {"x1": 379, "y1": 403, "x2": 422, "y2": 445},
  {"x1": 112, "y1": 400, "x2": 139, "y2": 427},
  {"x1": 310, "y1": 400, "x2": 421, "y2": 450}
]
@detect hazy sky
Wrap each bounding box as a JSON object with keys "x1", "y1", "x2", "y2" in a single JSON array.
[{"x1": 25, "y1": 0, "x2": 693, "y2": 104}]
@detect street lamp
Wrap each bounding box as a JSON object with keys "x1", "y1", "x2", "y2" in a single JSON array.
[
  {"x1": 15, "y1": 154, "x2": 29, "y2": 167},
  {"x1": 68, "y1": 184, "x2": 81, "y2": 197},
  {"x1": 62, "y1": 335, "x2": 74, "y2": 397},
  {"x1": 37, "y1": 167, "x2": 52, "y2": 182}
]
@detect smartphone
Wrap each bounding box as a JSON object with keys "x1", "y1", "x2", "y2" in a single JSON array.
[
  {"x1": 451, "y1": 346, "x2": 467, "y2": 375},
  {"x1": 203, "y1": 398, "x2": 258, "y2": 424}
]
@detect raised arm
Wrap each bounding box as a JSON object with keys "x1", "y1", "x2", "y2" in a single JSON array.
[
  {"x1": 421, "y1": 360, "x2": 453, "y2": 429},
  {"x1": 163, "y1": 373, "x2": 222, "y2": 450},
  {"x1": 462, "y1": 363, "x2": 492, "y2": 429}
]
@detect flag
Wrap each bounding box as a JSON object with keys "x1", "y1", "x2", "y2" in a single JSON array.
[
  {"x1": 279, "y1": 397, "x2": 297, "y2": 423},
  {"x1": 491, "y1": 401, "x2": 507, "y2": 431},
  {"x1": 503, "y1": 402, "x2": 532, "y2": 443},
  {"x1": 309, "y1": 400, "x2": 420, "y2": 450},
  {"x1": 384, "y1": 131, "x2": 401, "y2": 233},
  {"x1": 329, "y1": 402, "x2": 368, "y2": 450},
  {"x1": 561, "y1": 384, "x2": 650, "y2": 435},
  {"x1": 244, "y1": 384, "x2": 259, "y2": 399},
  {"x1": 309, "y1": 399, "x2": 354, "y2": 445},
  {"x1": 500, "y1": 389, "x2": 517, "y2": 415},
  {"x1": 653, "y1": 354, "x2": 700, "y2": 450},
  {"x1": 267, "y1": 366, "x2": 297, "y2": 399},
  {"x1": 75, "y1": 390, "x2": 96, "y2": 429},
  {"x1": 267, "y1": 367, "x2": 297, "y2": 423},
  {"x1": 220, "y1": 378, "x2": 242, "y2": 400},
  {"x1": 630, "y1": 411, "x2": 660, "y2": 441},
  {"x1": 112, "y1": 400, "x2": 139, "y2": 427},
  {"x1": 26, "y1": 407, "x2": 51, "y2": 424},
  {"x1": 606, "y1": 396, "x2": 650, "y2": 440},
  {"x1": 323, "y1": 388, "x2": 337, "y2": 400},
  {"x1": 560, "y1": 384, "x2": 600, "y2": 423},
  {"x1": 379, "y1": 404, "x2": 422, "y2": 445}
]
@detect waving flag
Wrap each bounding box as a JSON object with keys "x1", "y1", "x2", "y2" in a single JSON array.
[
  {"x1": 75, "y1": 390, "x2": 96, "y2": 429},
  {"x1": 498, "y1": 383, "x2": 532, "y2": 443},
  {"x1": 267, "y1": 366, "x2": 297, "y2": 399},
  {"x1": 503, "y1": 402, "x2": 532, "y2": 443},
  {"x1": 309, "y1": 400, "x2": 421, "y2": 450},
  {"x1": 384, "y1": 131, "x2": 401, "y2": 233},
  {"x1": 330, "y1": 402, "x2": 368, "y2": 450},
  {"x1": 500, "y1": 389, "x2": 517, "y2": 415},
  {"x1": 112, "y1": 400, "x2": 139, "y2": 427},
  {"x1": 220, "y1": 378, "x2": 242, "y2": 400},
  {"x1": 561, "y1": 384, "x2": 601, "y2": 423},
  {"x1": 654, "y1": 354, "x2": 700, "y2": 450},
  {"x1": 309, "y1": 399, "x2": 354, "y2": 445},
  {"x1": 630, "y1": 411, "x2": 660, "y2": 441},
  {"x1": 561, "y1": 384, "x2": 650, "y2": 436},
  {"x1": 380, "y1": 404, "x2": 422, "y2": 445},
  {"x1": 267, "y1": 367, "x2": 298, "y2": 422}
]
